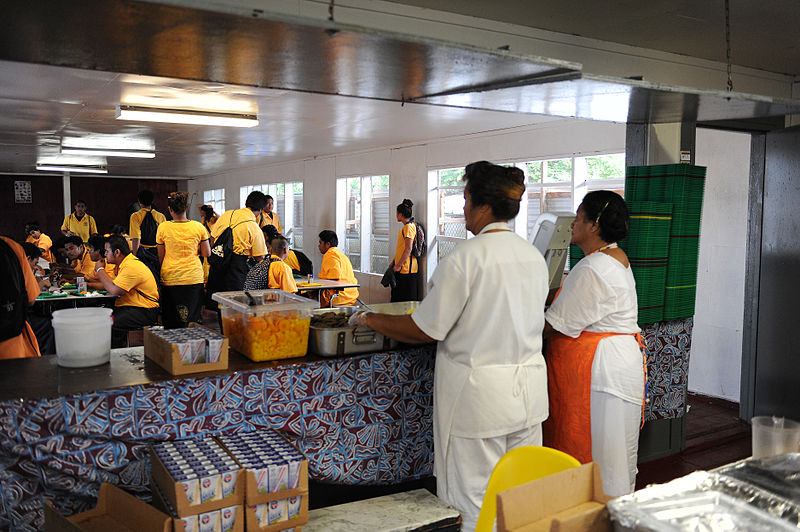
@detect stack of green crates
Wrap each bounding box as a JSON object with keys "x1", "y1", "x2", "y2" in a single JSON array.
[
  {"x1": 624, "y1": 164, "x2": 706, "y2": 323},
  {"x1": 620, "y1": 201, "x2": 673, "y2": 324}
]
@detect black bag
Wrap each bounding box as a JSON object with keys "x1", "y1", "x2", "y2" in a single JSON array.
[
  {"x1": 0, "y1": 239, "x2": 28, "y2": 342},
  {"x1": 411, "y1": 221, "x2": 427, "y2": 258},
  {"x1": 292, "y1": 249, "x2": 314, "y2": 276},
  {"x1": 208, "y1": 217, "x2": 253, "y2": 271},
  {"x1": 139, "y1": 210, "x2": 159, "y2": 247}
]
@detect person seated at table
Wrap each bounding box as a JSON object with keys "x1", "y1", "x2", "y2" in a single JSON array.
[
  {"x1": 317, "y1": 230, "x2": 359, "y2": 307},
  {"x1": 61, "y1": 199, "x2": 97, "y2": 243},
  {"x1": 21, "y1": 243, "x2": 50, "y2": 291},
  {"x1": 25, "y1": 222, "x2": 55, "y2": 263},
  {"x1": 51, "y1": 236, "x2": 69, "y2": 265},
  {"x1": 0, "y1": 236, "x2": 42, "y2": 359},
  {"x1": 20, "y1": 243, "x2": 56, "y2": 355},
  {"x1": 87, "y1": 234, "x2": 117, "y2": 282},
  {"x1": 244, "y1": 235, "x2": 298, "y2": 293},
  {"x1": 93, "y1": 235, "x2": 160, "y2": 348},
  {"x1": 64, "y1": 236, "x2": 96, "y2": 283}
]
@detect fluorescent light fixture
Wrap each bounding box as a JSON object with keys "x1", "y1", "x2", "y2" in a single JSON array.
[
  {"x1": 61, "y1": 146, "x2": 155, "y2": 158},
  {"x1": 116, "y1": 105, "x2": 259, "y2": 127},
  {"x1": 36, "y1": 164, "x2": 108, "y2": 174}
]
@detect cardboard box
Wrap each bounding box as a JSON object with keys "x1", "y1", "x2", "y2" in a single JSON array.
[
  {"x1": 144, "y1": 324, "x2": 228, "y2": 376},
  {"x1": 151, "y1": 481, "x2": 245, "y2": 532},
  {"x1": 45, "y1": 483, "x2": 170, "y2": 532},
  {"x1": 150, "y1": 446, "x2": 245, "y2": 517},
  {"x1": 497, "y1": 462, "x2": 613, "y2": 532}
]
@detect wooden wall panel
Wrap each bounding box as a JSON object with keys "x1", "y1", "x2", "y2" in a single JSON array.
[
  {"x1": 70, "y1": 178, "x2": 178, "y2": 234},
  {"x1": 0, "y1": 176, "x2": 64, "y2": 242}
]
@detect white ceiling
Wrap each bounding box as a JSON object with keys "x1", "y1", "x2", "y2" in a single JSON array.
[{"x1": 0, "y1": 60, "x2": 560, "y2": 179}]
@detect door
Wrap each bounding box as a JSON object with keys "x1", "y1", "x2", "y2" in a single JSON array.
[{"x1": 747, "y1": 125, "x2": 800, "y2": 419}]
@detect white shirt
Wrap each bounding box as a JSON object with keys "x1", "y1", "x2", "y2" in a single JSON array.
[
  {"x1": 412, "y1": 222, "x2": 550, "y2": 439},
  {"x1": 545, "y1": 252, "x2": 644, "y2": 404}
]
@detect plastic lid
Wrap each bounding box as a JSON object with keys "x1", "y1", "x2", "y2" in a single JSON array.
[
  {"x1": 211, "y1": 290, "x2": 318, "y2": 313},
  {"x1": 51, "y1": 307, "x2": 113, "y2": 323}
]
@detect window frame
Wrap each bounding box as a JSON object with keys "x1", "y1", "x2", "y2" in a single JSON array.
[
  {"x1": 335, "y1": 174, "x2": 390, "y2": 274},
  {"x1": 239, "y1": 181, "x2": 305, "y2": 251},
  {"x1": 203, "y1": 188, "x2": 225, "y2": 217}
]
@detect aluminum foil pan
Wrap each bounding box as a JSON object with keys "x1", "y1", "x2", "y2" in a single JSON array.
[{"x1": 607, "y1": 471, "x2": 798, "y2": 531}]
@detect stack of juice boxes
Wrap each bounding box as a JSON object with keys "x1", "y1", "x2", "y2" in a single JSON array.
[
  {"x1": 150, "y1": 438, "x2": 244, "y2": 532},
  {"x1": 217, "y1": 431, "x2": 309, "y2": 531},
  {"x1": 148, "y1": 326, "x2": 225, "y2": 365}
]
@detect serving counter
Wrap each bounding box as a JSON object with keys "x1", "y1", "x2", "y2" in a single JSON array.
[{"x1": 0, "y1": 345, "x2": 435, "y2": 531}]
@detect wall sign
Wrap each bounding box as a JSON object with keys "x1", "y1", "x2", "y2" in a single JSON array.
[{"x1": 14, "y1": 180, "x2": 32, "y2": 203}]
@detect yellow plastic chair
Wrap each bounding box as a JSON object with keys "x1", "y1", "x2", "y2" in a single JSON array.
[{"x1": 475, "y1": 446, "x2": 580, "y2": 532}]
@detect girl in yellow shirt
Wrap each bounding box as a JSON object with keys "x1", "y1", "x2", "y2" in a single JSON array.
[
  {"x1": 157, "y1": 192, "x2": 211, "y2": 328},
  {"x1": 389, "y1": 199, "x2": 419, "y2": 302}
]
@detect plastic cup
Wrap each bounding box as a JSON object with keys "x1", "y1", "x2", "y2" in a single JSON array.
[{"x1": 751, "y1": 416, "x2": 800, "y2": 458}]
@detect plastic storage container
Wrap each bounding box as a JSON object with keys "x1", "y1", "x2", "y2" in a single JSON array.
[
  {"x1": 212, "y1": 290, "x2": 318, "y2": 361},
  {"x1": 751, "y1": 416, "x2": 800, "y2": 458},
  {"x1": 51, "y1": 307, "x2": 113, "y2": 367}
]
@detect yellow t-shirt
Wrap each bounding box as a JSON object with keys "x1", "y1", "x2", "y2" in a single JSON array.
[
  {"x1": 284, "y1": 249, "x2": 300, "y2": 272},
  {"x1": 61, "y1": 213, "x2": 97, "y2": 243},
  {"x1": 258, "y1": 211, "x2": 282, "y2": 234},
  {"x1": 26, "y1": 233, "x2": 55, "y2": 263},
  {"x1": 394, "y1": 222, "x2": 419, "y2": 274},
  {"x1": 72, "y1": 248, "x2": 97, "y2": 280},
  {"x1": 104, "y1": 261, "x2": 118, "y2": 280},
  {"x1": 129, "y1": 208, "x2": 167, "y2": 247},
  {"x1": 268, "y1": 255, "x2": 298, "y2": 293},
  {"x1": 113, "y1": 254, "x2": 159, "y2": 308},
  {"x1": 319, "y1": 246, "x2": 359, "y2": 306},
  {"x1": 156, "y1": 220, "x2": 209, "y2": 286},
  {"x1": 211, "y1": 209, "x2": 267, "y2": 257}
]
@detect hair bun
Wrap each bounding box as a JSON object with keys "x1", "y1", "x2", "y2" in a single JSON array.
[{"x1": 403, "y1": 199, "x2": 413, "y2": 207}]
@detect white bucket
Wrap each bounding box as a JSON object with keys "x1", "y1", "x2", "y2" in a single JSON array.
[{"x1": 52, "y1": 307, "x2": 113, "y2": 367}]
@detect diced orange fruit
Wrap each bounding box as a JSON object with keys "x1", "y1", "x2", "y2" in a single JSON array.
[{"x1": 222, "y1": 310, "x2": 310, "y2": 361}]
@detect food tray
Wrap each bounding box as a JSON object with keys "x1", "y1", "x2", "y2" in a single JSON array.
[{"x1": 307, "y1": 301, "x2": 419, "y2": 357}]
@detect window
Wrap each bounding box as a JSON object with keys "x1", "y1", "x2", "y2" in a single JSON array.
[
  {"x1": 429, "y1": 167, "x2": 466, "y2": 262},
  {"x1": 239, "y1": 182, "x2": 305, "y2": 250},
  {"x1": 203, "y1": 188, "x2": 225, "y2": 216},
  {"x1": 335, "y1": 175, "x2": 390, "y2": 274}
]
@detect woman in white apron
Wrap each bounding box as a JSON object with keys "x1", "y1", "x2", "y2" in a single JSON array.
[{"x1": 351, "y1": 161, "x2": 550, "y2": 531}]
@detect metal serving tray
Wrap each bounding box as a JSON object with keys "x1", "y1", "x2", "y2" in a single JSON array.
[{"x1": 307, "y1": 302, "x2": 419, "y2": 357}]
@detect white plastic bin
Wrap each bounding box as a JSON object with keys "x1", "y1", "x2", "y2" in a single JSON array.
[{"x1": 51, "y1": 307, "x2": 113, "y2": 367}]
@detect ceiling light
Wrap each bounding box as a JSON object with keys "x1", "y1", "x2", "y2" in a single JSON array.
[
  {"x1": 116, "y1": 105, "x2": 259, "y2": 127},
  {"x1": 61, "y1": 146, "x2": 156, "y2": 158},
  {"x1": 36, "y1": 164, "x2": 108, "y2": 174}
]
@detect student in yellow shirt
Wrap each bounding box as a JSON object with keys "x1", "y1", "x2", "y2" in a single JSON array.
[
  {"x1": 64, "y1": 235, "x2": 96, "y2": 281},
  {"x1": 258, "y1": 194, "x2": 282, "y2": 234},
  {"x1": 244, "y1": 234, "x2": 298, "y2": 293},
  {"x1": 25, "y1": 222, "x2": 55, "y2": 263},
  {"x1": 207, "y1": 191, "x2": 268, "y2": 305},
  {"x1": 389, "y1": 199, "x2": 420, "y2": 302},
  {"x1": 22, "y1": 242, "x2": 51, "y2": 291},
  {"x1": 198, "y1": 205, "x2": 218, "y2": 285},
  {"x1": 317, "y1": 230, "x2": 359, "y2": 307},
  {"x1": 61, "y1": 200, "x2": 98, "y2": 243},
  {"x1": 87, "y1": 235, "x2": 117, "y2": 282},
  {"x1": 157, "y1": 192, "x2": 211, "y2": 328},
  {"x1": 93, "y1": 235, "x2": 160, "y2": 348}
]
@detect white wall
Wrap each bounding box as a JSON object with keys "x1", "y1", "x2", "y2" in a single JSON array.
[
  {"x1": 689, "y1": 129, "x2": 751, "y2": 401},
  {"x1": 189, "y1": 118, "x2": 626, "y2": 304}
]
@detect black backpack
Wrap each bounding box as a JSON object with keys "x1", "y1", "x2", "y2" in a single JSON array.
[
  {"x1": 139, "y1": 210, "x2": 159, "y2": 247},
  {"x1": 208, "y1": 216, "x2": 253, "y2": 271},
  {"x1": 411, "y1": 221, "x2": 427, "y2": 258},
  {"x1": 0, "y1": 239, "x2": 28, "y2": 342},
  {"x1": 292, "y1": 249, "x2": 314, "y2": 276}
]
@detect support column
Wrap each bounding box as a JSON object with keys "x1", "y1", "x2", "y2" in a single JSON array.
[{"x1": 62, "y1": 172, "x2": 71, "y2": 217}]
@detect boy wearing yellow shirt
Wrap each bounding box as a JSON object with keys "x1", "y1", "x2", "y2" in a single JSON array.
[
  {"x1": 25, "y1": 222, "x2": 55, "y2": 263},
  {"x1": 258, "y1": 194, "x2": 282, "y2": 234},
  {"x1": 64, "y1": 235, "x2": 96, "y2": 282},
  {"x1": 317, "y1": 230, "x2": 359, "y2": 306},
  {"x1": 61, "y1": 200, "x2": 97, "y2": 243},
  {"x1": 87, "y1": 235, "x2": 117, "y2": 283},
  {"x1": 244, "y1": 235, "x2": 297, "y2": 293},
  {"x1": 94, "y1": 235, "x2": 160, "y2": 348}
]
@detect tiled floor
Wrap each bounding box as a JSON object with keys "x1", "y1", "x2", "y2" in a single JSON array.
[{"x1": 636, "y1": 393, "x2": 751, "y2": 489}]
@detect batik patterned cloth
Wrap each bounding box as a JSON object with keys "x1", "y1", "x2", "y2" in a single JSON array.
[
  {"x1": 641, "y1": 317, "x2": 693, "y2": 421},
  {"x1": 0, "y1": 346, "x2": 435, "y2": 530}
]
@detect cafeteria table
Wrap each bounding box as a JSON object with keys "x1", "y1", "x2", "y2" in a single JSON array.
[
  {"x1": 295, "y1": 277, "x2": 360, "y2": 305},
  {"x1": 33, "y1": 293, "x2": 119, "y2": 316}
]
